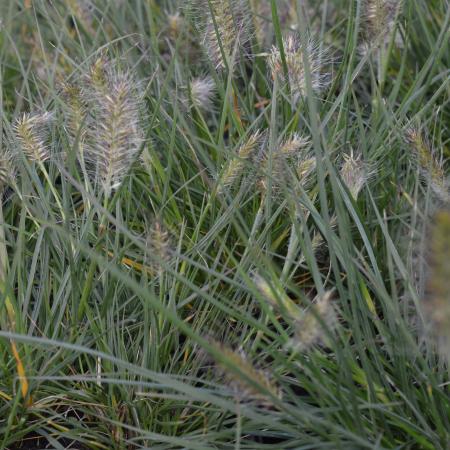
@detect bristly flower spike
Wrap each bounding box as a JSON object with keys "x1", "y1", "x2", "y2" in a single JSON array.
[
  {"x1": 145, "y1": 219, "x2": 172, "y2": 273},
  {"x1": 88, "y1": 55, "x2": 109, "y2": 88},
  {"x1": 279, "y1": 133, "x2": 311, "y2": 156},
  {"x1": 13, "y1": 112, "x2": 53, "y2": 163},
  {"x1": 363, "y1": 0, "x2": 403, "y2": 44},
  {"x1": 268, "y1": 35, "x2": 332, "y2": 104},
  {"x1": 258, "y1": 132, "x2": 312, "y2": 195},
  {"x1": 85, "y1": 61, "x2": 144, "y2": 197},
  {"x1": 188, "y1": 76, "x2": 216, "y2": 111},
  {"x1": 287, "y1": 291, "x2": 338, "y2": 352},
  {"x1": 61, "y1": 81, "x2": 87, "y2": 154},
  {"x1": 191, "y1": 0, "x2": 252, "y2": 71},
  {"x1": 0, "y1": 147, "x2": 15, "y2": 190},
  {"x1": 218, "y1": 130, "x2": 263, "y2": 193},
  {"x1": 406, "y1": 128, "x2": 448, "y2": 202},
  {"x1": 340, "y1": 152, "x2": 373, "y2": 200},
  {"x1": 252, "y1": 272, "x2": 302, "y2": 320},
  {"x1": 208, "y1": 339, "x2": 281, "y2": 406}
]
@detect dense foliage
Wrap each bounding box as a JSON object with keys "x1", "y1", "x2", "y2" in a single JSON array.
[{"x1": 0, "y1": 1, "x2": 448, "y2": 448}]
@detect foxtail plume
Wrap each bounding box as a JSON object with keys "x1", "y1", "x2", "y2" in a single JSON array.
[
  {"x1": 268, "y1": 35, "x2": 332, "y2": 104},
  {"x1": 13, "y1": 112, "x2": 53, "y2": 163},
  {"x1": 83, "y1": 58, "x2": 145, "y2": 196}
]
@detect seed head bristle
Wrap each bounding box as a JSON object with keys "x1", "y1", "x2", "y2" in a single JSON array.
[
  {"x1": 61, "y1": 81, "x2": 87, "y2": 152},
  {"x1": 86, "y1": 55, "x2": 109, "y2": 92},
  {"x1": 363, "y1": 0, "x2": 403, "y2": 43},
  {"x1": 424, "y1": 210, "x2": 450, "y2": 359},
  {"x1": 84, "y1": 61, "x2": 144, "y2": 195},
  {"x1": 13, "y1": 112, "x2": 53, "y2": 163},
  {"x1": 406, "y1": 128, "x2": 448, "y2": 202},
  {"x1": 268, "y1": 35, "x2": 332, "y2": 104},
  {"x1": 0, "y1": 148, "x2": 15, "y2": 190},
  {"x1": 145, "y1": 220, "x2": 172, "y2": 271},
  {"x1": 279, "y1": 133, "x2": 311, "y2": 156},
  {"x1": 192, "y1": 0, "x2": 252, "y2": 71},
  {"x1": 189, "y1": 76, "x2": 216, "y2": 111},
  {"x1": 297, "y1": 157, "x2": 316, "y2": 181},
  {"x1": 258, "y1": 132, "x2": 312, "y2": 195},
  {"x1": 209, "y1": 340, "x2": 281, "y2": 405},
  {"x1": 340, "y1": 153, "x2": 372, "y2": 200},
  {"x1": 288, "y1": 291, "x2": 337, "y2": 352},
  {"x1": 219, "y1": 130, "x2": 263, "y2": 193}
]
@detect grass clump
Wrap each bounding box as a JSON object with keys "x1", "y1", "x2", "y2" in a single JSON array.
[{"x1": 0, "y1": 0, "x2": 448, "y2": 448}]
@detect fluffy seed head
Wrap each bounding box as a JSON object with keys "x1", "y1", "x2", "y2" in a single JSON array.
[
  {"x1": 258, "y1": 132, "x2": 312, "y2": 195},
  {"x1": 279, "y1": 133, "x2": 311, "y2": 156},
  {"x1": 145, "y1": 220, "x2": 172, "y2": 272},
  {"x1": 424, "y1": 210, "x2": 450, "y2": 359},
  {"x1": 218, "y1": 130, "x2": 264, "y2": 193},
  {"x1": 0, "y1": 148, "x2": 15, "y2": 190},
  {"x1": 189, "y1": 76, "x2": 216, "y2": 111},
  {"x1": 87, "y1": 55, "x2": 109, "y2": 92},
  {"x1": 363, "y1": 0, "x2": 403, "y2": 43},
  {"x1": 268, "y1": 35, "x2": 332, "y2": 104},
  {"x1": 340, "y1": 153, "x2": 372, "y2": 200},
  {"x1": 192, "y1": 0, "x2": 252, "y2": 71},
  {"x1": 208, "y1": 340, "x2": 281, "y2": 405},
  {"x1": 297, "y1": 157, "x2": 316, "y2": 180},
  {"x1": 61, "y1": 81, "x2": 87, "y2": 152},
  {"x1": 406, "y1": 128, "x2": 448, "y2": 202},
  {"x1": 13, "y1": 112, "x2": 53, "y2": 163},
  {"x1": 84, "y1": 61, "x2": 144, "y2": 196},
  {"x1": 288, "y1": 291, "x2": 337, "y2": 352}
]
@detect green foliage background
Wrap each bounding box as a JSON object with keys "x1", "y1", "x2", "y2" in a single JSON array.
[{"x1": 0, "y1": 0, "x2": 448, "y2": 448}]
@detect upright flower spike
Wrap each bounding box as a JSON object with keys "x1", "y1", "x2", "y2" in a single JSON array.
[
  {"x1": 84, "y1": 61, "x2": 144, "y2": 196},
  {"x1": 145, "y1": 220, "x2": 172, "y2": 272},
  {"x1": 86, "y1": 55, "x2": 109, "y2": 93},
  {"x1": 219, "y1": 130, "x2": 264, "y2": 193},
  {"x1": 272, "y1": 133, "x2": 311, "y2": 183},
  {"x1": 188, "y1": 76, "x2": 216, "y2": 111},
  {"x1": 363, "y1": 0, "x2": 403, "y2": 44},
  {"x1": 191, "y1": 0, "x2": 252, "y2": 71},
  {"x1": 209, "y1": 340, "x2": 281, "y2": 406},
  {"x1": 61, "y1": 81, "x2": 87, "y2": 153},
  {"x1": 268, "y1": 35, "x2": 332, "y2": 104},
  {"x1": 424, "y1": 210, "x2": 450, "y2": 359},
  {"x1": 340, "y1": 153, "x2": 372, "y2": 200},
  {"x1": 258, "y1": 132, "x2": 312, "y2": 195},
  {"x1": 0, "y1": 148, "x2": 15, "y2": 190},
  {"x1": 13, "y1": 112, "x2": 53, "y2": 163},
  {"x1": 406, "y1": 128, "x2": 448, "y2": 202},
  {"x1": 297, "y1": 157, "x2": 316, "y2": 181},
  {"x1": 279, "y1": 133, "x2": 311, "y2": 157}
]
